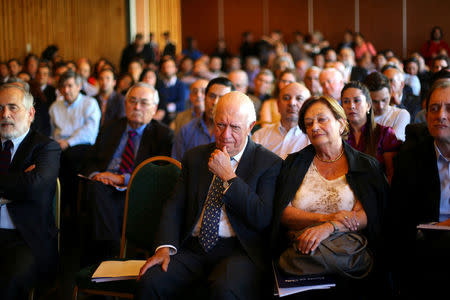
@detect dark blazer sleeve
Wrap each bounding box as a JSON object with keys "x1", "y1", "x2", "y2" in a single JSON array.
[{"x1": 0, "y1": 133, "x2": 61, "y2": 202}]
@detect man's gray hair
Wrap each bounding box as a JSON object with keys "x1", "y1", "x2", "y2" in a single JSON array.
[
  {"x1": 124, "y1": 82, "x2": 159, "y2": 105},
  {"x1": 0, "y1": 83, "x2": 34, "y2": 111},
  {"x1": 58, "y1": 70, "x2": 83, "y2": 87},
  {"x1": 228, "y1": 70, "x2": 249, "y2": 86},
  {"x1": 5, "y1": 77, "x2": 30, "y2": 92},
  {"x1": 256, "y1": 68, "x2": 274, "y2": 81}
]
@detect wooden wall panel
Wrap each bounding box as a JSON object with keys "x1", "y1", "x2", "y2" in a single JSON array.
[
  {"x1": 314, "y1": 0, "x2": 354, "y2": 50},
  {"x1": 180, "y1": 0, "x2": 219, "y2": 55},
  {"x1": 268, "y1": 0, "x2": 308, "y2": 44},
  {"x1": 407, "y1": 0, "x2": 450, "y2": 57},
  {"x1": 223, "y1": 0, "x2": 265, "y2": 55},
  {"x1": 149, "y1": 0, "x2": 182, "y2": 55},
  {"x1": 0, "y1": 0, "x2": 126, "y2": 68},
  {"x1": 359, "y1": 0, "x2": 403, "y2": 58}
]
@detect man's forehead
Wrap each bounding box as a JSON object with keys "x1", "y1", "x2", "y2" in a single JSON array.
[
  {"x1": 129, "y1": 87, "x2": 153, "y2": 98},
  {"x1": 430, "y1": 87, "x2": 450, "y2": 104},
  {"x1": 0, "y1": 88, "x2": 23, "y2": 103}
]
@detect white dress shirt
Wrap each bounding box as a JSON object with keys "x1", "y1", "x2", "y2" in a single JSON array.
[
  {"x1": 0, "y1": 130, "x2": 29, "y2": 229},
  {"x1": 252, "y1": 122, "x2": 309, "y2": 159},
  {"x1": 374, "y1": 105, "x2": 410, "y2": 141}
]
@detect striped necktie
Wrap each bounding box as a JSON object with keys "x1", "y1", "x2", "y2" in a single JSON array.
[
  {"x1": 0, "y1": 140, "x2": 13, "y2": 175},
  {"x1": 119, "y1": 130, "x2": 137, "y2": 174}
]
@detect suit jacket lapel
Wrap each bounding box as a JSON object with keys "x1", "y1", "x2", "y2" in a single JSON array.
[
  {"x1": 9, "y1": 131, "x2": 34, "y2": 171},
  {"x1": 135, "y1": 120, "x2": 155, "y2": 165},
  {"x1": 196, "y1": 144, "x2": 215, "y2": 211},
  {"x1": 235, "y1": 137, "x2": 256, "y2": 181},
  {"x1": 105, "y1": 119, "x2": 128, "y2": 162}
]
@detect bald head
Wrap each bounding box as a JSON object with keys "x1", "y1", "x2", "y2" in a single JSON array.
[
  {"x1": 278, "y1": 82, "x2": 311, "y2": 129},
  {"x1": 319, "y1": 68, "x2": 344, "y2": 100},
  {"x1": 214, "y1": 91, "x2": 256, "y2": 156},
  {"x1": 228, "y1": 70, "x2": 249, "y2": 93}
]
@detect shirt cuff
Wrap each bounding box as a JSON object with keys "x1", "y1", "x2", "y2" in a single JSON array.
[
  {"x1": 123, "y1": 173, "x2": 131, "y2": 186},
  {"x1": 155, "y1": 245, "x2": 177, "y2": 255}
]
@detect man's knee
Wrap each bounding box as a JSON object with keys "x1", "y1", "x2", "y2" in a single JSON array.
[{"x1": 135, "y1": 265, "x2": 171, "y2": 300}]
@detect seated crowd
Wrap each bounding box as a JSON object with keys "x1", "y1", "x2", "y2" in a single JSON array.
[{"x1": 0, "y1": 26, "x2": 449, "y2": 300}]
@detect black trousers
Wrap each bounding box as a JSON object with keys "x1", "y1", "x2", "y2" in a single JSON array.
[
  {"x1": 59, "y1": 144, "x2": 92, "y2": 214},
  {"x1": 0, "y1": 229, "x2": 37, "y2": 300},
  {"x1": 135, "y1": 237, "x2": 265, "y2": 300},
  {"x1": 81, "y1": 180, "x2": 125, "y2": 266}
]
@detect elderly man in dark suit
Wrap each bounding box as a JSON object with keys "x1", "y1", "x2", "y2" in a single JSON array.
[
  {"x1": 135, "y1": 91, "x2": 282, "y2": 300},
  {"x1": 390, "y1": 80, "x2": 450, "y2": 298},
  {"x1": 0, "y1": 84, "x2": 61, "y2": 300},
  {"x1": 82, "y1": 82, "x2": 174, "y2": 264}
]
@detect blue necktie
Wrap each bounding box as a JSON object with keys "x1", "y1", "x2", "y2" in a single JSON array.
[{"x1": 199, "y1": 175, "x2": 225, "y2": 252}]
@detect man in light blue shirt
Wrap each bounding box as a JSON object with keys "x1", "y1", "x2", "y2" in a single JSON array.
[{"x1": 49, "y1": 70, "x2": 100, "y2": 215}]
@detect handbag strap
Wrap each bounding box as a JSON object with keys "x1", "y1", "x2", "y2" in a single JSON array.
[{"x1": 318, "y1": 233, "x2": 373, "y2": 279}]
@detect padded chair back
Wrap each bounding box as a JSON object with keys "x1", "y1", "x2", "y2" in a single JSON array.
[
  {"x1": 120, "y1": 156, "x2": 181, "y2": 256},
  {"x1": 54, "y1": 178, "x2": 61, "y2": 252}
]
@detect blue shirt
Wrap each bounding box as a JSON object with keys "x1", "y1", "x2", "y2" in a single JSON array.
[
  {"x1": 172, "y1": 115, "x2": 215, "y2": 161},
  {"x1": 105, "y1": 123, "x2": 147, "y2": 185}
]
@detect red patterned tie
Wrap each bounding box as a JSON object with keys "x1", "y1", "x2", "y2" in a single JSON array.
[
  {"x1": 0, "y1": 140, "x2": 13, "y2": 175},
  {"x1": 119, "y1": 130, "x2": 137, "y2": 174}
]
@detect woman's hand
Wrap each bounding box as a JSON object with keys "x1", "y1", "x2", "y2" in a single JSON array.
[
  {"x1": 329, "y1": 210, "x2": 359, "y2": 231},
  {"x1": 296, "y1": 223, "x2": 334, "y2": 254}
]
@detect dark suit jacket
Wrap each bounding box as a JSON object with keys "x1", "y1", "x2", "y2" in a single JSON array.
[
  {"x1": 83, "y1": 118, "x2": 174, "y2": 175},
  {"x1": 389, "y1": 131, "x2": 442, "y2": 293},
  {"x1": 95, "y1": 91, "x2": 126, "y2": 127},
  {"x1": 156, "y1": 139, "x2": 282, "y2": 269},
  {"x1": 0, "y1": 130, "x2": 61, "y2": 273},
  {"x1": 30, "y1": 83, "x2": 57, "y2": 136}
]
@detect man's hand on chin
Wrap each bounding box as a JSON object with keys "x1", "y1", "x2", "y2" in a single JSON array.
[
  {"x1": 208, "y1": 146, "x2": 236, "y2": 182},
  {"x1": 92, "y1": 172, "x2": 125, "y2": 186}
]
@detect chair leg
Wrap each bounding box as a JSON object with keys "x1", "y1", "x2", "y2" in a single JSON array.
[
  {"x1": 28, "y1": 288, "x2": 35, "y2": 300},
  {"x1": 72, "y1": 286, "x2": 79, "y2": 300}
]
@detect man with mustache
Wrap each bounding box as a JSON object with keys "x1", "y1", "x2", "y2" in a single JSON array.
[
  {"x1": 0, "y1": 84, "x2": 60, "y2": 299},
  {"x1": 390, "y1": 80, "x2": 450, "y2": 298},
  {"x1": 81, "y1": 82, "x2": 174, "y2": 264},
  {"x1": 252, "y1": 82, "x2": 311, "y2": 159}
]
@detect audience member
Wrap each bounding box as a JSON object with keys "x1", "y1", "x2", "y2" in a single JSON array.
[
  {"x1": 49, "y1": 70, "x2": 101, "y2": 213},
  {"x1": 162, "y1": 31, "x2": 176, "y2": 58},
  {"x1": 353, "y1": 32, "x2": 376, "y2": 60},
  {"x1": 95, "y1": 68, "x2": 126, "y2": 126},
  {"x1": 363, "y1": 72, "x2": 410, "y2": 141},
  {"x1": 319, "y1": 67, "x2": 345, "y2": 102},
  {"x1": 29, "y1": 64, "x2": 56, "y2": 136},
  {"x1": 341, "y1": 81, "x2": 401, "y2": 182},
  {"x1": 250, "y1": 69, "x2": 274, "y2": 103},
  {"x1": 170, "y1": 79, "x2": 208, "y2": 135},
  {"x1": 304, "y1": 66, "x2": 323, "y2": 96},
  {"x1": 271, "y1": 95, "x2": 388, "y2": 299},
  {"x1": 81, "y1": 82, "x2": 173, "y2": 264},
  {"x1": 390, "y1": 80, "x2": 450, "y2": 298},
  {"x1": 0, "y1": 84, "x2": 61, "y2": 299},
  {"x1": 421, "y1": 26, "x2": 450, "y2": 66},
  {"x1": 252, "y1": 82, "x2": 311, "y2": 159},
  {"x1": 77, "y1": 58, "x2": 98, "y2": 97},
  {"x1": 172, "y1": 77, "x2": 234, "y2": 161},
  {"x1": 259, "y1": 69, "x2": 297, "y2": 127},
  {"x1": 136, "y1": 91, "x2": 282, "y2": 300},
  {"x1": 383, "y1": 66, "x2": 422, "y2": 120}
]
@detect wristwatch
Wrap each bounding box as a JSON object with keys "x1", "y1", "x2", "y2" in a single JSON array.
[{"x1": 328, "y1": 221, "x2": 339, "y2": 233}]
